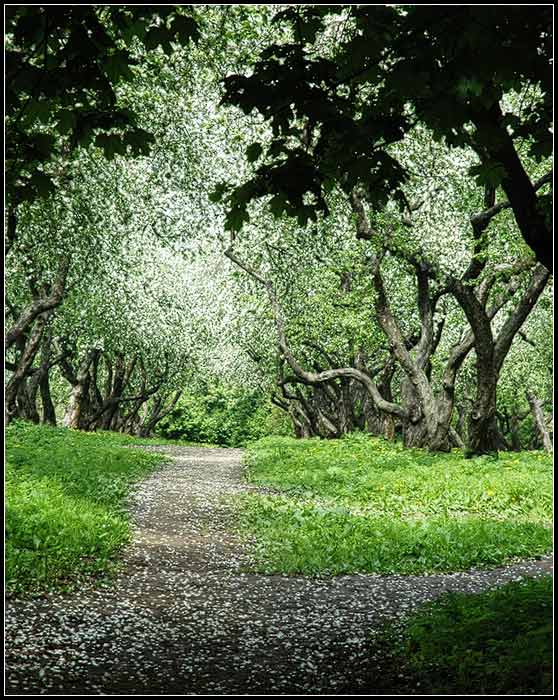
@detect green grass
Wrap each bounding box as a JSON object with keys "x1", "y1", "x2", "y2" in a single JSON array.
[
  {"x1": 5, "y1": 421, "x2": 169, "y2": 595},
  {"x1": 366, "y1": 576, "x2": 553, "y2": 694},
  {"x1": 117, "y1": 431, "x2": 219, "y2": 448},
  {"x1": 239, "y1": 433, "x2": 552, "y2": 575}
]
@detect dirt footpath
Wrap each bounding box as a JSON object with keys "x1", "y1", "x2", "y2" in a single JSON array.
[{"x1": 5, "y1": 445, "x2": 553, "y2": 695}]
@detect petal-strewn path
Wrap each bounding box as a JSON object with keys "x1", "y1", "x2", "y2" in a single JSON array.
[{"x1": 5, "y1": 445, "x2": 553, "y2": 695}]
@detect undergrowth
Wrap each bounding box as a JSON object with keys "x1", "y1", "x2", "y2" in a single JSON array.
[
  {"x1": 239, "y1": 434, "x2": 552, "y2": 575},
  {"x1": 5, "y1": 421, "x2": 167, "y2": 595}
]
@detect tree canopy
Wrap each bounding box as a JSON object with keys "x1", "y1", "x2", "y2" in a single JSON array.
[
  {"x1": 6, "y1": 6, "x2": 198, "y2": 204},
  {"x1": 215, "y1": 5, "x2": 552, "y2": 271},
  {"x1": 4, "y1": 5, "x2": 553, "y2": 457}
]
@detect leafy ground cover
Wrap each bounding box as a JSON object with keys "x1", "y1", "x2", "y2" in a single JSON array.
[
  {"x1": 363, "y1": 576, "x2": 553, "y2": 695},
  {"x1": 240, "y1": 434, "x2": 552, "y2": 575},
  {"x1": 5, "y1": 421, "x2": 170, "y2": 595}
]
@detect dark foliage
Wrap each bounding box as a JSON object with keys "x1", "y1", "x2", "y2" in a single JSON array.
[
  {"x1": 364, "y1": 575, "x2": 553, "y2": 695},
  {"x1": 6, "y1": 6, "x2": 198, "y2": 205},
  {"x1": 216, "y1": 6, "x2": 552, "y2": 270}
]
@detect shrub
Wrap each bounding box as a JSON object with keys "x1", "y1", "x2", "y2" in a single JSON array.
[
  {"x1": 157, "y1": 384, "x2": 292, "y2": 446},
  {"x1": 367, "y1": 576, "x2": 553, "y2": 694}
]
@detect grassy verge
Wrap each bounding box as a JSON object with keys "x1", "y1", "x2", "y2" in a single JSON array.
[
  {"x1": 363, "y1": 576, "x2": 553, "y2": 695},
  {"x1": 239, "y1": 433, "x2": 552, "y2": 575},
  {"x1": 5, "y1": 421, "x2": 169, "y2": 595}
]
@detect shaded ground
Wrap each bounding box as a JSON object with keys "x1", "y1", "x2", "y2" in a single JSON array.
[{"x1": 5, "y1": 444, "x2": 553, "y2": 695}]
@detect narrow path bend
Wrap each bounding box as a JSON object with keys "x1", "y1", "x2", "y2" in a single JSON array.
[{"x1": 5, "y1": 445, "x2": 553, "y2": 695}]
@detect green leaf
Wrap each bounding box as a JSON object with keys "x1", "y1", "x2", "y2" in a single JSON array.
[
  {"x1": 246, "y1": 142, "x2": 263, "y2": 163},
  {"x1": 24, "y1": 99, "x2": 52, "y2": 123},
  {"x1": 269, "y1": 193, "x2": 287, "y2": 217},
  {"x1": 225, "y1": 206, "x2": 250, "y2": 232},
  {"x1": 29, "y1": 171, "x2": 55, "y2": 196},
  {"x1": 95, "y1": 133, "x2": 127, "y2": 159},
  {"x1": 209, "y1": 182, "x2": 229, "y2": 203},
  {"x1": 468, "y1": 162, "x2": 507, "y2": 188},
  {"x1": 28, "y1": 133, "x2": 55, "y2": 159},
  {"x1": 529, "y1": 138, "x2": 552, "y2": 161},
  {"x1": 144, "y1": 26, "x2": 173, "y2": 53},
  {"x1": 104, "y1": 50, "x2": 134, "y2": 83},
  {"x1": 124, "y1": 128, "x2": 153, "y2": 155},
  {"x1": 57, "y1": 109, "x2": 76, "y2": 134},
  {"x1": 456, "y1": 77, "x2": 483, "y2": 98},
  {"x1": 170, "y1": 14, "x2": 199, "y2": 44}
]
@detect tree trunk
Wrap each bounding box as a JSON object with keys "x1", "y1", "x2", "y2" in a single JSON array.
[
  {"x1": 362, "y1": 394, "x2": 384, "y2": 435},
  {"x1": 62, "y1": 349, "x2": 99, "y2": 429},
  {"x1": 100, "y1": 355, "x2": 127, "y2": 430},
  {"x1": 509, "y1": 411, "x2": 523, "y2": 451},
  {"x1": 402, "y1": 417, "x2": 429, "y2": 448},
  {"x1": 21, "y1": 374, "x2": 41, "y2": 423},
  {"x1": 526, "y1": 391, "x2": 552, "y2": 452},
  {"x1": 14, "y1": 376, "x2": 40, "y2": 423},
  {"x1": 40, "y1": 371, "x2": 57, "y2": 425},
  {"x1": 465, "y1": 263, "x2": 549, "y2": 457},
  {"x1": 5, "y1": 313, "x2": 49, "y2": 423},
  {"x1": 64, "y1": 383, "x2": 87, "y2": 429},
  {"x1": 466, "y1": 352, "x2": 500, "y2": 457},
  {"x1": 398, "y1": 378, "x2": 451, "y2": 451},
  {"x1": 36, "y1": 328, "x2": 58, "y2": 425},
  {"x1": 455, "y1": 402, "x2": 468, "y2": 444},
  {"x1": 5, "y1": 256, "x2": 70, "y2": 350},
  {"x1": 466, "y1": 380, "x2": 499, "y2": 457},
  {"x1": 472, "y1": 106, "x2": 552, "y2": 272}
]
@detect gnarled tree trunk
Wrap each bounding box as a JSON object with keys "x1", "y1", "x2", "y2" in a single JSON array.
[
  {"x1": 5, "y1": 312, "x2": 50, "y2": 423},
  {"x1": 526, "y1": 391, "x2": 552, "y2": 452},
  {"x1": 61, "y1": 349, "x2": 99, "y2": 430}
]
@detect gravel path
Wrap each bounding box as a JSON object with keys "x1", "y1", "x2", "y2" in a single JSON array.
[{"x1": 5, "y1": 445, "x2": 553, "y2": 695}]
